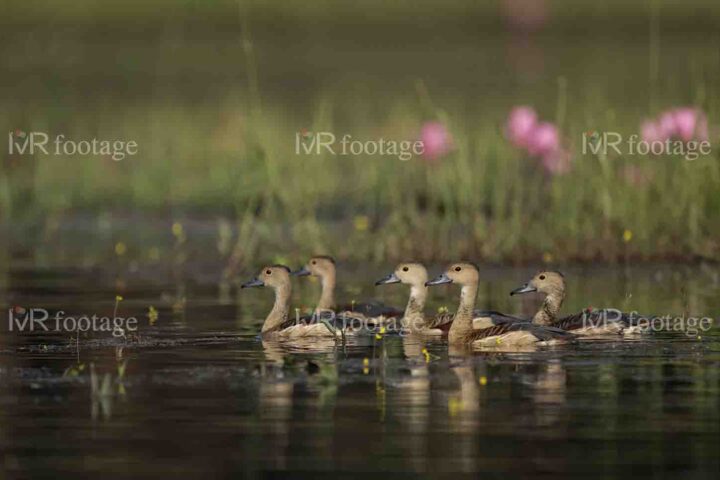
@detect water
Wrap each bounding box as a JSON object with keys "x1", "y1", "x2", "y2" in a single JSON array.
[{"x1": 1, "y1": 260, "x2": 719, "y2": 477}]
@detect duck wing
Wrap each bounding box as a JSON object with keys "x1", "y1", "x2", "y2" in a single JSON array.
[
  {"x1": 426, "y1": 312, "x2": 455, "y2": 331},
  {"x1": 276, "y1": 315, "x2": 311, "y2": 332},
  {"x1": 287, "y1": 310, "x2": 367, "y2": 331},
  {"x1": 427, "y1": 310, "x2": 525, "y2": 333},
  {"x1": 468, "y1": 321, "x2": 574, "y2": 343},
  {"x1": 551, "y1": 311, "x2": 588, "y2": 331},
  {"x1": 553, "y1": 309, "x2": 641, "y2": 331},
  {"x1": 472, "y1": 310, "x2": 527, "y2": 324}
]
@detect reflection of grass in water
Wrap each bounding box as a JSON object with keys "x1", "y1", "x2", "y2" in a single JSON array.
[{"x1": 89, "y1": 360, "x2": 128, "y2": 421}]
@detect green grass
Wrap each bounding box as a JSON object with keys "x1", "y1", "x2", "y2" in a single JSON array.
[{"x1": 3, "y1": 91, "x2": 719, "y2": 265}]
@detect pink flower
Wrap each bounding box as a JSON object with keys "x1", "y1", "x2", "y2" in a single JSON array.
[
  {"x1": 506, "y1": 106, "x2": 538, "y2": 148},
  {"x1": 526, "y1": 122, "x2": 560, "y2": 157},
  {"x1": 673, "y1": 108, "x2": 709, "y2": 142},
  {"x1": 642, "y1": 107, "x2": 709, "y2": 144},
  {"x1": 505, "y1": 107, "x2": 571, "y2": 175},
  {"x1": 641, "y1": 120, "x2": 662, "y2": 143},
  {"x1": 541, "y1": 148, "x2": 571, "y2": 175},
  {"x1": 673, "y1": 108, "x2": 699, "y2": 142},
  {"x1": 657, "y1": 111, "x2": 677, "y2": 139},
  {"x1": 420, "y1": 121, "x2": 452, "y2": 160}
]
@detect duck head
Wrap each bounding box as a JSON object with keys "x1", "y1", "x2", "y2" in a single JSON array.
[
  {"x1": 510, "y1": 271, "x2": 565, "y2": 297},
  {"x1": 376, "y1": 262, "x2": 428, "y2": 287},
  {"x1": 426, "y1": 262, "x2": 479, "y2": 287},
  {"x1": 291, "y1": 255, "x2": 336, "y2": 278},
  {"x1": 241, "y1": 265, "x2": 292, "y2": 290}
]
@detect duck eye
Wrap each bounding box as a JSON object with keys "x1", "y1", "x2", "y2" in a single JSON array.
[
  {"x1": 539, "y1": 275, "x2": 546, "y2": 280},
  {"x1": 402, "y1": 267, "x2": 409, "y2": 272},
  {"x1": 266, "y1": 269, "x2": 272, "y2": 275},
  {"x1": 454, "y1": 266, "x2": 461, "y2": 272}
]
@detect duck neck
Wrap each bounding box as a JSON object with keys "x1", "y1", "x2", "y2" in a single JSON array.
[
  {"x1": 533, "y1": 290, "x2": 564, "y2": 326},
  {"x1": 262, "y1": 283, "x2": 291, "y2": 334},
  {"x1": 402, "y1": 284, "x2": 427, "y2": 330},
  {"x1": 316, "y1": 270, "x2": 336, "y2": 312},
  {"x1": 449, "y1": 283, "x2": 478, "y2": 342}
]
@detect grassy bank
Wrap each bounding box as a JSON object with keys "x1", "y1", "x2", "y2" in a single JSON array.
[
  {"x1": 1, "y1": 0, "x2": 719, "y2": 265},
  {"x1": 3, "y1": 92, "x2": 719, "y2": 265}
]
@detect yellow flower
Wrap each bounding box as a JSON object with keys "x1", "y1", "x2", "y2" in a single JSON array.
[
  {"x1": 362, "y1": 357, "x2": 370, "y2": 375},
  {"x1": 479, "y1": 375, "x2": 488, "y2": 386},
  {"x1": 353, "y1": 215, "x2": 370, "y2": 232},
  {"x1": 448, "y1": 397, "x2": 462, "y2": 417},
  {"x1": 542, "y1": 252, "x2": 554, "y2": 264},
  {"x1": 114, "y1": 242, "x2": 127, "y2": 256},
  {"x1": 115, "y1": 295, "x2": 123, "y2": 302},
  {"x1": 437, "y1": 306, "x2": 449, "y2": 314},
  {"x1": 147, "y1": 306, "x2": 159, "y2": 326},
  {"x1": 172, "y1": 222, "x2": 184, "y2": 238},
  {"x1": 623, "y1": 229, "x2": 633, "y2": 243}
]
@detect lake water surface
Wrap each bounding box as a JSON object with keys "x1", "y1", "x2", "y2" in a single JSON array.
[{"x1": 1, "y1": 260, "x2": 719, "y2": 477}]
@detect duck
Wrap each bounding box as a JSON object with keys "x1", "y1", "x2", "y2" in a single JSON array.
[
  {"x1": 292, "y1": 255, "x2": 401, "y2": 326},
  {"x1": 241, "y1": 264, "x2": 354, "y2": 339},
  {"x1": 375, "y1": 262, "x2": 523, "y2": 335},
  {"x1": 425, "y1": 262, "x2": 574, "y2": 347},
  {"x1": 375, "y1": 262, "x2": 454, "y2": 335},
  {"x1": 510, "y1": 270, "x2": 640, "y2": 335}
]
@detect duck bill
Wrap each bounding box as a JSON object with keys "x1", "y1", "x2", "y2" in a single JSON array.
[
  {"x1": 425, "y1": 273, "x2": 452, "y2": 286},
  {"x1": 241, "y1": 277, "x2": 265, "y2": 289},
  {"x1": 510, "y1": 283, "x2": 536, "y2": 296},
  {"x1": 291, "y1": 266, "x2": 311, "y2": 277},
  {"x1": 375, "y1": 273, "x2": 400, "y2": 286}
]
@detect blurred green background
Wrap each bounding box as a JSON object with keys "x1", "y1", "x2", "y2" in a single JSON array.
[{"x1": 1, "y1": 0, "x2": 719, "y2": 267}]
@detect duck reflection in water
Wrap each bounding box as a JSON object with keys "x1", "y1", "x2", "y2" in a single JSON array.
[{"x1": 532, "y1": 360, "x2": 568, "y2": 427}]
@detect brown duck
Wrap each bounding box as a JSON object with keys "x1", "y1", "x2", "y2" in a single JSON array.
[
  {"x1": 292, "y1": 256, "x2": 401, "y2": 325},
  {"x1": 426, "y1": 263, "x2": 574, "y2": 347},
  {"x1": 376, "y1": 262, "x2": 522, "y2": 335},
  {"x1": 375, "y1": 262, "x2": 454, "y2": 335},
  {"x1": 242, "y1": 265, "x2": 358, "y2": 339},
  {"x1": 510, "y1": 271, "x2": 640, "y2": 335}
]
